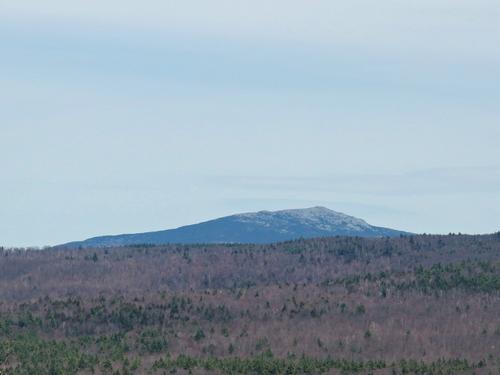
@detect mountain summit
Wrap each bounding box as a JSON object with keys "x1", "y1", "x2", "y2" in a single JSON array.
[{"x1": 61, "y1": 207, "x2": 409, "y2": 248}]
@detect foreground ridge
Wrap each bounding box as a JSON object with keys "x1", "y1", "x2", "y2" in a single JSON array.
[{"x1": 1, "y1": 234, "x2": 500, "y2": 374}]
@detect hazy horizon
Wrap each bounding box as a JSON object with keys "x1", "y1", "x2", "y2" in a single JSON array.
[{"x1": 2, "y1": 1, "x2": 500, "y2": 247}]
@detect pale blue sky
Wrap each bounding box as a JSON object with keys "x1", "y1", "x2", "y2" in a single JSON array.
[{"x1": 1, "y1": 1, "x2": 500, "y2": 246}]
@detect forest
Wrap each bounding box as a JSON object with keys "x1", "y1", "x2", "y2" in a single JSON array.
[{"x1": 1, "y1": 234, "x2": 500, "y2": 374}]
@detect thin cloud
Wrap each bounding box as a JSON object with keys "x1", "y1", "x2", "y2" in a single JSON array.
[{"x1": 211, "y1": 166, "x2": 500, "y2": 196}]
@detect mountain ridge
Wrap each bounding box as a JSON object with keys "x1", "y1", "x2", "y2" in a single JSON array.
[{"x1": 60, "y1": 206, "x2": 411, "y2": 248}]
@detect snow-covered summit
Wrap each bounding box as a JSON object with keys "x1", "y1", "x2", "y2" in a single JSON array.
[{"x1": 234, "y1": 206, "x2": 372, "y2": 233}]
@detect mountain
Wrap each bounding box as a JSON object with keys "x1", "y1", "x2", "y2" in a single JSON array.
[{"x1": 60, "y1": 206, "x2": 410, "y2": 248}]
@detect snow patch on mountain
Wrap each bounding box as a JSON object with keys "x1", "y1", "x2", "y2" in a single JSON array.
[{"x1": 234, "y1": 206, "x2": 371, "y2": 233}]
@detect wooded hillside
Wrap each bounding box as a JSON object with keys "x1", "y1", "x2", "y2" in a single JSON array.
[{"x1": 1, "y1": 234, "x2": 499, "y2": 374}]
